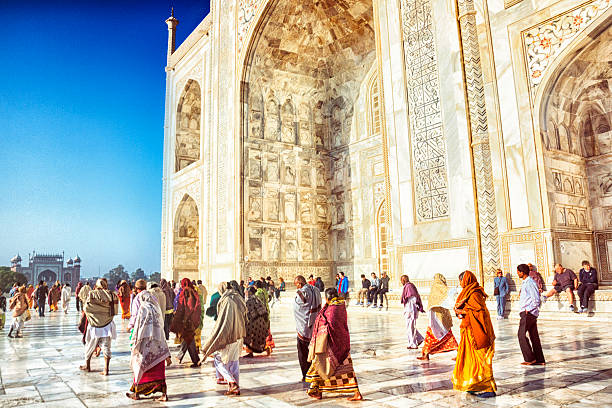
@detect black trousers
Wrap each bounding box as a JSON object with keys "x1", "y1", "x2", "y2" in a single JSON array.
[
  {"x1": 164, "y1": 314, "x2": 173, "y2": 340},
  {"x1": 38, "y1": 302, "x2": 45, "y2": 317},
  {"x1": 375, "y1": 288, "x2": 388, "y2": 305},
  {"x1": 297, "y1": 336, "x2": 310, "y2": 380},
  {"x1": 76, "y1": 298, "x2": 82, "y2": 312},
  {"x1": 518, "y1": 311, "x2": 545, "y2": 363},
  {"x1": 367, "y1": 288, "x2": 378, "y2": 303},
  {"x1": 178, "y1": 339, "x2": 199, "y2": 364},
  {"x1": 577, "y1": 284, "x2": 596, "y2": 309}
]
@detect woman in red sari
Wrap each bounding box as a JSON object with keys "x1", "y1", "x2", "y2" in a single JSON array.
[
  {"x1": 26, "y1": 285, "x2": 35, "y2": 309},
  {"x1": 306, "y1": 288, "x2": 362, "y2": 401},
  {"x1": 170, "y1": 278, "x2": 201, "y2": 367},
  {"x1": 117, "y1": 280, "x2": 132, "y2": 320},
  {"x1": 126, "y1": 290, "x2": 171, "y2": 401}
]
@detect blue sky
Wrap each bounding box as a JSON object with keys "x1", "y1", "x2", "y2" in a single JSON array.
[{"x1": 0, "y1": 1, "x2": 209, "y2": 277}]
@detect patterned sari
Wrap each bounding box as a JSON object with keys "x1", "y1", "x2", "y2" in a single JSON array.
[
  {"x1": 306, "y1": 297, "x2": 359, "y2": 396},
  {"x1": 130, "y1": 291, "x2": 170, "y2": 396},
  {"x1": 421, "y1": 274, "x2": 458, "y2": 357}
]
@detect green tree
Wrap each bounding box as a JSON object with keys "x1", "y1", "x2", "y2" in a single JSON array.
[
  {"x1": 131, "y1": 268, "x2": 146, "y2": 281},
  {"x1": 149, "y1": 272, "x2": 161, "y2": 283},
  {"x1": 103, "y1": 264, "x2": 130, "y2": 289},
  {"x1": 0, "y1": 266, "x2": 28, "y2": 293}
]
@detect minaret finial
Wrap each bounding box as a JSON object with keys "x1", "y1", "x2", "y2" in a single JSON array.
[{"x1": 171, "y1": 6, "x2": 174, "y2": 18}]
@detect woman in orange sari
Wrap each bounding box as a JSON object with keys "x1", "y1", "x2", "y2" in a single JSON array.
[
  {"x1": 48, "y1": 282, "x2": 61, "y2": 312},
  {"x1": 118, "y1": 281, "x2": 132, "y2": 319},
  {"x1": 452, "y1": 270, "x2": 496, "y2": 398},
  {"x1": 26, "y1": 285, "x2": 35, "y2": 308}
]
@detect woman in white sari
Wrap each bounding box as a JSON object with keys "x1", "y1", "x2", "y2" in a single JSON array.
[{"x1": 127, "y1": 291, "x2": 171, "y2": 401}]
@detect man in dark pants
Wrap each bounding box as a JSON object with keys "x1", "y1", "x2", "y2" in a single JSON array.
[
  {"x1": 33, "y1": 281, "x2": 49, "y2": 317},
  {"x1": 516, "y1": 264, "x2": 545, "y2": 366},
  {"x1": 293, "y1": 275, "x2": 322, "y2": 381},
  {"x1": 577, "y1": 260, "x2": 598, "y2": 313}
]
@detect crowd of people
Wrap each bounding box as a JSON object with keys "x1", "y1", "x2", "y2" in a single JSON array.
[{"x1": 0, "y1": 258, "x2": 602, "y2": 402}]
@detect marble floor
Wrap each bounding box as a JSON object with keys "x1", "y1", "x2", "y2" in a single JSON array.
[{"x1": 1, "y1": 297, "x2": 612, "y2": 408}]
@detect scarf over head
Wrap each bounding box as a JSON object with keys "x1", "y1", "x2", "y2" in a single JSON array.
[
  {"x1": 75, "y1": 282, "x2": 83, "y2": 296},
  {"x1": 202, "y1": 285, "x2": 247, "y2": 362},
  {"x1": 308, "y1": 297, "x2": 350, "y2": 378},
  {"x1": 455, "y1": 271, "x2": 495, "y2": 350},
  {"x1": 118, "y1": 281, "x2": 131, "y2": 298},
  {"x1": 78, "y1": 285, "x2": 91, "y2": 304},
  {"x1": 427, "y1": 273, "x2": 453, "y2": 330},
  {"x1": 401, "y1": 281, "x2": 424, "y2": 312},
  {"x1": 244, "y1": 293, "x2": 269, "y2": 353},
  {"x1": 160, "y1": 279, "x2": 175, "y2": 311},
  {"x1": 130, "y1": 291, "x2": 170, "y2": 384},
  {"x1": 255, "y1": 287, "x2": 270, "y2": 315},
  {"x1": 170, "y1": 278, "x2": 201, "y2": 342}
]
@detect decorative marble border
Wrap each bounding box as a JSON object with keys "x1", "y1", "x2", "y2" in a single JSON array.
[
  {"x1": 522, "y1": 0, "x2": 612, "y2": 93},
  {"x1": 594, "y1": 231, "x2": 612, "y2": 282},
  {"x1": 500, "y1": 230, "x2": 548, "y2": 277},
  {"x1": 396, "y1": 238, "x2": 477, "y2": 273}
]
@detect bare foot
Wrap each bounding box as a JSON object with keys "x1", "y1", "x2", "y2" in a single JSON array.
[
  {"x1": 79, "y1": 365, "x2": 90, "y2": 372},
  {"x1": 166, "y1": 357, "x2": 172, "y2": 367},
  {"x1": 308, "y1": 392, "x2": 322, "y2": 400},
  {"x1": 417, "y1": 355, "x2": 429, "y2": 361},
  {"x1": 125, "y1": 392, "x2": 140, "y2": 400},
  {"x1": 156, "y1": 394, "x2": 168, "y2": 402},
  {"x1": 100, "y1": 371, "x2": 109, "y2": 376},
  {"x1": 348, "y1": 391, "x2": 363, "y2": 401}
]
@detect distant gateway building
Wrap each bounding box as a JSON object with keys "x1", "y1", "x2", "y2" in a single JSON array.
[
  {"x1": 160, "y1": 0, "x2": 612, "y2": 291},
  {"x1": 10, "y1": 252, "x2": 81, "y2": 288}
]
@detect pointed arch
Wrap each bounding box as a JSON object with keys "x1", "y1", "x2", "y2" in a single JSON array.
[
  {"x1": 175, "y1": 79, "x2": 201, "y2": 172},
  {"x1": 173, "y1": 194, "x2": 200, "y2": 281}
]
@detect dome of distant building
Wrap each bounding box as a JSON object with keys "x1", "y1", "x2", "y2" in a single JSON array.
[
  {"x1": 11, "y1": 254, "x2": 22, "y2": 263},
  {"x1": 67, "y1": 258, "x2": 73, "y2": 265},
  {"x1": 74, "y1": 255, "x2": 81, "y2": 263}
]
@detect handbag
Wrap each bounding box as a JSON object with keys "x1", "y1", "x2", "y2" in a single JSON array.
[{"x1": 494, "y1": 287, "x2": 500, "y2": 296}]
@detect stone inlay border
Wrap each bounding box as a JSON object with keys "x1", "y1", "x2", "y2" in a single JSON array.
[{"x1": 523, "y1": 0, "x2": 612, "y2": 92}]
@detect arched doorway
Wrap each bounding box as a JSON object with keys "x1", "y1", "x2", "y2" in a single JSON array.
[
  {"x1": 173, "y1": 194, "x2": 200, "y2": 282},
  {"x1": 39, "y1": 269, "x2": 57, "y2": 283},
  {"x1": 175, "y1": 79, "x2": 201, "y2": 172},
  {"x1": 64, "y1": 273, "x2": 71, "y2": 283},
  {"x1": 240, "y1": 0, "x2": 384, "y2": 285},
  {"x1": 539, "y1": 17, "x2": 612, "y2": 283}
]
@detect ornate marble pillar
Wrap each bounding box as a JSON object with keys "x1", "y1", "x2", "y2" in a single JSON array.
[{"x1": 456, "y1": 0, "x2": 500, "y2": 278}]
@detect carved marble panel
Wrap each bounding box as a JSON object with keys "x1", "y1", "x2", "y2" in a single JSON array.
[
  {"x1": 283, "y1": 192, "x2": 296, "y2": 223},
  {"x1": 248, "y1": 183, "x2": 262, "y2": 221},
  {"x1": 301, "y1": 228, "x2": 313, "y2": 260},
  {"x1": 249, "y1": 226, "x2": 262, "y2": 260},
  {"x1": 264, "y1": 189, "x2": 279, "y2": 222},
  {"x1": 399, "y1": 0, "x2": 450, "y2": 222},
  {"x1": 263, "y1": 227, "x2": 280, "y2": 260}
]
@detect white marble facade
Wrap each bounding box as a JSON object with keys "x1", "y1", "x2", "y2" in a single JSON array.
[{"x1": 160, "y1": 0, "x2": 612, "y2": 290}]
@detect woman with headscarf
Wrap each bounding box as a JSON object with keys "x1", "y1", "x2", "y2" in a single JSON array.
[
  {"x1": 159, "y1": 279, "x2": 175, "y2": 340},
  {"x1": 400, "y1": 275, "x2": 424, "y2": 349},
  {"x1": 305, "y1": 287, "x2": 362, "y2": 401},
  {"x1": 452, "y1": 270, "x2": 496, "y2": 398},
  {"x1": 117, "y1": 280, "x2": 132, "y2": 320},
  {"x1": 170, "y1": 278, "x2": 201, "y2": 367},
  {"x1": 126, "y1": 291, "x2": 171, "y2": 402},
  {"x1": 48, "y1": 282, "x2": 61, "y2": 312},
  {"x1": 417, "y1": 274, "x2": 458, "y2": 360},
  {"x1": 243, "y1": 286, "x2": 269, "y2": 358},
  {"x1": 202, "y1": 282, "x2": 247, "y2": 396},
  {"x1": 206, "y1": 285, "x2": 222, "y2": 320},
  {"x1": 26, "y1": 285, "x2": 35, "y2": 309},
  {"x1": 8, "y1": 286, "x2": 29, "y2": 338},
  {"x1": 75, "y1": 282, "x2": 84, "y2": 311},
  {"x1": 254, "y1": 280, "x2": 275, "y2": 354},
  {"x1": 192, "y1": 280, "x2": 205, "y2": 352}
]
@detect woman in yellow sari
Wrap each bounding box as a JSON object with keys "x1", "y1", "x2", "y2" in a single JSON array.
[{"x1": 452, "y1": 270, "x2": 496, "y2": 398}]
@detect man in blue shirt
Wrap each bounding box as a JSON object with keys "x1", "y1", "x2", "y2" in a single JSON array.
[
  {"x1": 517, "y1": 264, "x2": 545, "y2": 366},
  {"x1": 577, "y1": 260, "x2": 598, "y2": 313},
  {"x1": 337, "y1": 272, "x2": 349, "y2": 300},
  {"x1": 493, "y1": 269, "x2": 509, "y2": 319}
]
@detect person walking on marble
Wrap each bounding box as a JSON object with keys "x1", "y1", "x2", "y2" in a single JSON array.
[
  {"x1": 243, "y1": 286, "x2": 269, "y2": 358},
  {"x1": 0, "y1": 288, "x2": 6, "y2": 330},
  {"x1": 516, "y1": 264, "x2": 545, "y2": 366},
  {"x1": 305, "y1": 288, "x2": 363, "y2": 401},
  {"x1": 33, "y1": 280, "x2": 49, "y2": 317},
  {"x1": 159, "y1": 279, "x2": 175, "y2": 340},
  {"x1": 293, "y1": 275, "x2": 322, "y2": 382},
  {"x1": 126, "y1": 290, "x2": 170, "y2": 402},
  {"x1": 493, "y1": 269, "x2": 509, "y2": 319},
  {"x1": 61, "y1": 283, "x2": 72, "y2": 314},
  {"x1": 400, "y1": 275, "x2": 424, "y2": 349},
  {"x1": 48, "y1": 282, "x2": 61, "y2": 312},
  {"x1": 81, "y1": 278, "x2": 118, "y2": 375},
  {"x1": 543, "y1": 263, "x2": 578, "y2": 312},
  {"x1": 577, "y1": 260, "x2": 598, "y2": 314},
  {"x1": 170, "y1": 278, "x2": 201, "y2": 367},
  {"x1": 8, "y1": 286, "x2": 29, "y2": 338},
  {"x1": 117, "y1": 280, "x2": 132, "y2": 320},
  {"x1": 452, "y1": 271, "x2": 496, "y2": 398},
  {"x1": 417, "y1": 274, "x2": 458, "y2": 361},
  {"x1": 202, "y1": 281, "x2": 247, "y2": 396}
]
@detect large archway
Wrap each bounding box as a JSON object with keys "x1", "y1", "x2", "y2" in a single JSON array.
[
  {"x1": 173, "y1": 194, "x2": 200, "y2": 282},
  {"x1": 175, "y1": 79, "x2": 201, "y2": 172},
  {"x1": 539, "y1": 17, "x2": 612, "y2": 283},
  {"x1": 39, "y1": 269, "x2": 57, "y2": 283},
  {"x1": 240, "y1": 0, "x2": 385, "y2": 285}
]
